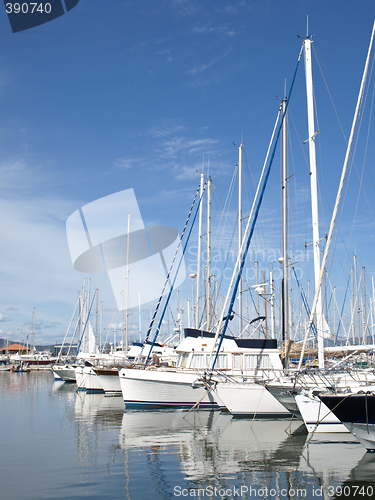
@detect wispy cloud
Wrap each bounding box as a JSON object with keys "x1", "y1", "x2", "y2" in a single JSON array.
[
  {"x1": 192, "y1": 25, "x2": 237, "y2": 37},
  {"x1": 43, "y1": 321, "x2": 61, "y2": 330},
  {"x1": 114, "y1": 157, "x2": 136, "y2": 170},
  {"x1": 172, "y1": 0, "x2": 201, "y2": 17},
  {"x1": 187, "y1": 50, "x2": 230, "y2": 75},
  {"x1": 149, "y1": 120, "x2": 186, "y2": 138},
  {"x1": 0, "y1": 314, "x2": 11, "y2": 323},
  {"x1": 156, "y1": 137, "x2": 220, "y2": 159}
]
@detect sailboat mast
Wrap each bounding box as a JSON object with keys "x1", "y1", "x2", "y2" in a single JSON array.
[
  {"x1": 363, "y1": 266, "x2": 367, "y2": 344},
  {"x1": 206, "y1": 176, "x2": 212, "y2": 331},
  {"x1": 125, "y1": 213, "x2": 130, "y2": 353},
  {"x1": 138, "y1": 291, "x2": 142, "y2": 343},
  {"x1": 304, "y1": 35, "x2": 325, "y2": 369},
  {"x1": 298, "y1": 20, "x2": 375, "y2": 370},
  {"x1": 238, "y1": 141, "x2": 244, "y2": 336},
  {"x1": 196, "y1": 171, "x2": 204, "y2": 328},
  {"x1": 281, "y1": 96, "x2": 289, "y2": 358}
]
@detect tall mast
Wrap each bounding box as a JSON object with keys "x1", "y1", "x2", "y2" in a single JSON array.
[
  {"x1": 270, "y1": 264, "x2": 275, "y2": 339},
  {"x1": 304, "y1": 35, "x2": 324, "y2": 369},
  {"x1": 363, "y1": 266, "x2": 367, "y2": 344},
  {"x1": 32, "y1": 308, "x2": 35, "y2": 354},
  {"x1": 298, "y1": 20, "x2": 375, "y2": 370},
  {"x1": 138, "y1": 291, "x2": 142, "y2": 343},
  {"x1": 354, "y1": 254, "x2": 360, "y2": 342},
  {"x1": 238, "y1": 141, "x2": 244, "y2": 336},
  {"x1": 206, "y1": 176, "x2": 212, "y2": 331},
  {"x1": 281, "y1": 95, "x2": 289, "y2": 362},
  {"x1": 125, "y1": 213, "x2": 130, "y2": 353},
  {"x1": 196, "y1": 170, "x2": 204, "y2": 328}
]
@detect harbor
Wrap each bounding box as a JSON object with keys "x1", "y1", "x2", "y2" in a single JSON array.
[
  {"x1": 1, "y1": 2, "x2": 375, "y2": 500},
  {"x1": 1, "y1": 370, "x2": 375, "y2": 500}
]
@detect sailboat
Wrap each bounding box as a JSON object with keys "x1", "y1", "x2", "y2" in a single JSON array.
[
  {"x1": 268, "y1": 21, "x2": 375, "y2": 432},
  {"x1": 319, "y1": 387, "x2": 375, "y2": 452},
  {"x1": 10, "y1": 309, "x2": 57, "y2": 370},
  {"x1": 118, "y1": 97, "x2": 293, "y2": 411}
]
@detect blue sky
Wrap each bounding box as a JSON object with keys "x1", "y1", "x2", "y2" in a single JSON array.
[{"x1": 0, "y1": 0, "x2": 375, "y2": 346}]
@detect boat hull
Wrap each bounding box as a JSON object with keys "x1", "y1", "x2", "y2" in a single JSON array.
[
  {"x1": 265, "y1": 383, "x2": 302, "y2": 419},
  {"x1": 75, "y1": 366, "x2": 104, "y2": 393},
  {"x1": 295, "y1": 394, "x2": 348, "y2": 433},
  {"x1": 215, "y1": 382, "x2": 291, "y2": 417},
  {"x1": 119, "y1": 368, "x2": 220, "y2": 410},
  {"x1": 52, "y1": 365, "x2": 76, "y2": 382},
  {"x1": 320, "y1": 393, "x2": 375, "y2": 451},
  {"x1": 94, "y1": 368, "x2": 121, "y2": 395}
]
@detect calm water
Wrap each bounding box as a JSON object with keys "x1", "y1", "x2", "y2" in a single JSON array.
[{"x1": 1, "y1": 372, "x2": 375, "y2": 500}]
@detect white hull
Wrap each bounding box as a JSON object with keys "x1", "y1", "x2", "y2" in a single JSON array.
[
  {"x1": 75, "y1": 366, "x2": 104, "y2": 393},
  {"x1": 119, "y1": 368, "x2": 220, "y2": 409},
  {"x1": 95, "y1": 369, "x2": 121, "y2": 395},
  {"x1": 343, "y1": 422, "x2": 375, "y2": 452},
  {"x1": 52, "y1": 365, "x2": 76, "y2": 382},
  {"x1": 215, "y1": 382, "x2": 291, "y2": 417},
  {"x1": 295, "y1": 394, "x2": 348, "y2": 433}
]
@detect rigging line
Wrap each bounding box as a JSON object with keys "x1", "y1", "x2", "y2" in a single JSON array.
[
  {"x1": 312, "y1": 44, "x2": 350, "y2": 142},
  {"x1": 327, "y1": 272, "x2": 350, "y2": 342},
  {"x1": 242, "y1": 147, "x2": 270, "y2": 257},
  {"x1": 242, "y1": 147, "x2": 272, "y2": 266},
  {"x1": 286, "y1": 108, "x2": 312, "y2": 273},
  {"x1": 211, "y1": 45, "x2": 304, "y2": 371},
  {"x1": 102, "y1": 302, "x2": 119, "y2": 348},
  {"x1": 314, "y1": 46, "x2": 375, "y2": 276},
  {"x1": 328, "y1": 62, "x2": 375, "y2": 282},
  {"x1": 144, "y1": 181, "x2": 205, "y2": 343},
  {"x1": 346, "y1": 74, "x2": 375, "y2": 248},
  {"x1": 242, "y1": 147, "x2": 257, "y2": 210},
  {"x1": 298, "y1": 21, "x2": 375, "y2": 370},
  {"x1": 210, "y1": 183, "x2": 235, "y2": 266},
  {"x1": 74, "y1": 291, "x2": 97, "y2": 362},
  {"x1": 312, "y1": 44, "x2": 367, "y2": 233},
  {"x1": 56, "y1": 297, "x2": 80, "y2": 362},
  {"x1": 213, "y1": 164, "x2": 237, "y2": 251},
  {"x1": 291, "y1": 266, "x2": 318, "y2": 340},
  {"x1": 286, "y1": 116, "x2": 302, "y2": 259},
  {"x1": 212, "y1": 212, "x2": 238, "y2": 313},
  {"x1": 167, "y1": 305, "x2": 177, "y2": 329},
  {"x1": 144, "y1": 184, "x2": 206, "y2": 366}
]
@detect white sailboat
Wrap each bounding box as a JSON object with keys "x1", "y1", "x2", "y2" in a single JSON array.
[
  {"x1": 119, "y1": 109, "x2": 290, "y2": 412},
  {"x1": 118, "y1": 327, "x2": 283, "y2": 409},
  {"x1": 293, "y1": 21, "x2": 375, "y2": 433}
]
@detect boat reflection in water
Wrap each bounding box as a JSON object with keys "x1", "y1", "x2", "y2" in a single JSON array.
[
  {"x1": 69, "y1": 390, "x2": 373, "y2": 499},
  {"x1": 298, "y1": 433, "x2": 367, "y2": 492},
  {"x1": 74, "y1": 391, "x2": 125, "y2": 420},
  {"x1": 334, "y1": 453, "x2": 375, "y2": 499}
]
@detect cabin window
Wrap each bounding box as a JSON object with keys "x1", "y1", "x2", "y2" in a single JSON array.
[
  {"x1": 190, "y1": 354, "x2": 206, "y2": 369},
  {"x1": 206, "y1": 354, "x2": 228, "y2": 369},
  {"x1": 178, "y1": 353, "x2": 189, "y2": 368},
  {"x1": 216, "y1": 354, "x2": 228, "y2": 369},
  {"x1": 244, "y1": 354, "x2": 272, "y2": 369},
  {"x1": 257, "y1": 354, "x2": 272, "y2": 368},
  {"x1": 244, "y1": 355, "x2": 257, "y2": 369},
  {"x1": 233, "y1": 354, "x2": 242, "y2": 370}
]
